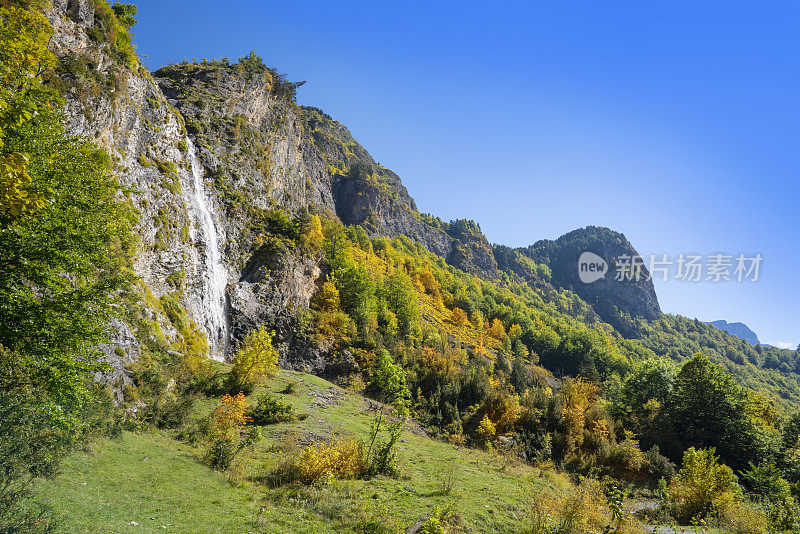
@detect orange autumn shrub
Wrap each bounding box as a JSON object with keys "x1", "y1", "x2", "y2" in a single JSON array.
[{"x1": 209, "y1": 392, "x2": 250, "y2": 441}]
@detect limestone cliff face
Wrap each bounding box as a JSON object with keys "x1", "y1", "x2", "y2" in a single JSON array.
[
  {"x1": 46, "y1": 1, "x2": 235, "y2": 374},
  {"x1": 521, "y1": 226, "x2": 662, "y2": 336},
  {"x1": 302, "y1": 107, "x2": 499, "y2": 278},
  {"x1": 44, "y1": 1, "x2": 660, "y2": 379},
  {"x1": 44, "y1": 0, "x2": 499, "y2": 374}
]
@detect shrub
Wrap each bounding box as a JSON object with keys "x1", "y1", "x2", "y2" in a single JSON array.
[
  {"x1": 526, "y1": 478, "x2": 643, "y2": 534},
  {"x1": 362, "y1": 415, "x2": 402, "y2": 478},
  {"x1": 559, "y1": 478, "x2": 610, "y2": 534},
  {"x1": 644, "y1": 445, "x2": 676, "y2": 484},
  {"x1": 270, "y1": 437, "x2": 364, "y2": 486},
  {"x1": 204, "y1": 393, "x2": 257, "y2": 471},
  {"x1": 248, "y1": 393, "x2": 294, "y2": 425},
  {"x1": 204, "y1": 437, "x2": 237, "y2": 471},
  {"x1": 475, "y1": 414, "x2": 496, "y2": 449},
  {"x1": 717, "y1": 500, "x2": 769, "y2": 534},
  {"x1": 208, "y1": 393, "x2": 250, "y2": 441},
  {"x1": 144, "y1": 394, "x2": 196, "y2": 429},
  {"x1": 606, "y1": 432, "x2": 646, "y2": 481},
  {"x1": 227, "y1": 326, "x2": 278, "y2": 394},
  {"x1": 0, "y1": 389, "x2": 71, "y2": 533},
  {"x1": 667, "y1": 447, "x2": 738, "y2": 523},
  {"x1": 740, "y1": 463, "x2": 799, "y2": 531}
]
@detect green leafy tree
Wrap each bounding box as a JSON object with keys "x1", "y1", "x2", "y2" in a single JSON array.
[
  {"x1": 364, "y1": 350, "x2": 410, "y2": 476},
  {"x1": 0, "y1": 4, "x2": 135, "y2": 527},
  {"x1": 665, "y1": 355, "x2": 776, "y2": 472},
  {"x1": 383, "y1": 268, "x2": 418, "y2": 339},
  {"x1": 369, "y1": 349, "x2": 410, "y2": 413},
  {"x1": 333, "y1": 253, "x2": 376, "y2": 339}
]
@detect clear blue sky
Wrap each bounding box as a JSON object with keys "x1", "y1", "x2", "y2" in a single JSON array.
[{"x1": 130, "y1": 0, "x2": 800, "y2": 348}]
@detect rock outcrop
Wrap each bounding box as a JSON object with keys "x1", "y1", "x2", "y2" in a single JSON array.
[
  {"x1": 42, "y1": 1, "x2": 661, "y2": 378},
  {"x1": 707, "y1": 320, "x2": 761, "y2": 346},
  {"x1": 521, "y1": 226, "x2": 662, "y2": 336}
]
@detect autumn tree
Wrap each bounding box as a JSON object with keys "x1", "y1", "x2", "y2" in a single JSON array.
[
  {"x1": 204, "y1": 392, "x2": 257, "y2": 471},
  {"x1": 227, "y1": 326, "x2": 278, "y2": 394},
  {"x1": 667, "y1": 447, "x2": 738, "y2": 522},
  {"x1": 451, "y1": 307, "x2": 468, "y2": 327},
  {"x1": 296, "y1": 207, "x2": 323, "y2": 253}
]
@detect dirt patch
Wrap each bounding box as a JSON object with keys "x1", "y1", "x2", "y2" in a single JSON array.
[
  {"x1": 307, "y1": 386, "x2": 345, "y2": 408},
  {"x1": 272, "y1": 428, "x2": 331, "y2": 447}
]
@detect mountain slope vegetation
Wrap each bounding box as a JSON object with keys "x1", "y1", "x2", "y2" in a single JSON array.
[{"x1": 3, "y1": 1, "x2": 800, "y2": 533}]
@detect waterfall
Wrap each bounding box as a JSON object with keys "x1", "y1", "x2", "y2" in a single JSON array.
[{"x1": 186, "y1": 138, "x2": 228, "y2": 360}]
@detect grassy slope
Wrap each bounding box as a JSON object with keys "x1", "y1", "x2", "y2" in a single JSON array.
[{"x1": 33, "y1": 371, "x2": 571, "y2": 533}]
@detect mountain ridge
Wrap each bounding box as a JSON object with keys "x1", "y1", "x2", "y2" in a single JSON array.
[
  {"x1": 707, "y1": 319, "x2": 761, "y2": 346},
  {"x1": 42, "y1": 0, "x2": 800, "y2": 404}
]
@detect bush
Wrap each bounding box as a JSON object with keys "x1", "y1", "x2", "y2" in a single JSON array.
[
  {"x1": 248, "y1": 393, "x2": 294, "y2": 425},
  {"x1": 667, "y1": 447, "x2": 738, "y2": 523},
  {"x1": 527, "y1": 478, "x2": 643, "y2": 534},
  {"x1": 281, "y1": 380, "x2": 298, "y2": 394},
  {"x1": 144, "y1": 394, "x2": 196, "y2": 429},
  {"x1": 227, "y1": 326, "x2": 279, "y2": 394},
  {"x1": 203, "y1": 393, "x2": 259, "y2": 471},
  {"x1": 367, "y1": 350, "x2": 410, "y2": 411},
  {"x1": 204, "y1": 437, "x2": 237, "y2": 471},
  {"x1": 475, "y1": 414, "x2": 496, "y2": 449},
  {"x1": 269, "y1": 437, "x2": 364, "y2": 486},
  {"x1": 644, "y1": 445, "x2": 676, "y2": 484},
  {"x1": 717, "y1": 500, "x2": 769, "y2": 534},
  {"x1": 0, "y1": 390, "x2": 71, "y2": 533},
  {"x1": 740, "y1": 463, "x2": 799, "y2": 531}
]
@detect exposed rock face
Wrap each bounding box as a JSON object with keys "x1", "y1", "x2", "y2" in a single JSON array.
[
  {"x1": 227, "y1": 243, "x2": 328, "y2": 372},
  {"x1": 43, "y1": 1, "x2": 661, "y2": 379},
  {"x1": 46, "y1": 2, "x2": 236, "y2": 366},
  {"x1": 45, "y1": 1, "x2": 459, "y2": 374},
  {"x1": 303, "y1": 107, "x2": 499, "y2": 278},
  {"x1": 707, "y1": 320, "x2": 761, "y2": 346},
  {"x1": 521, "y1": 226, "x2": 662, "y2": 335}
]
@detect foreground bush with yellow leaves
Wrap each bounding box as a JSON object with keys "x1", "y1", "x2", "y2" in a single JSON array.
[
  {"x1": 528, "y1": 476, "x2": 643, "y2": 534},
  {"x1": 269, "y1": 437, "x2": 364, "y2": 485}
]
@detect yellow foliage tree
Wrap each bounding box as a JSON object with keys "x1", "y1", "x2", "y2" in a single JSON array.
[
  {"x1": 299, "y1": 213, "x2": 324, "y2": 252},
  {"x1": 475, "y1": 414, "x2": 496, "y2": 449},
  {"x1": 484, "y1": 390, "x2": 522, "y2": 435},
  {"x1": 451, "y1": 307, "x2": 468, "y2": 327},
  {"x1": 228, "y1": 326, "x2": 278, "y2": 393},
  {"x1": 209, "y1": 392, "x2": 250, "y2": 441},
  {"x1": 488, "y1": 318, "x2": 506, "y2": 339},
  {"x1": 667, "y1": 447, "x2": 738, "y2": 523},
  {"x1": 560, "y1": 378, "x2": 599, "y2": 464}
]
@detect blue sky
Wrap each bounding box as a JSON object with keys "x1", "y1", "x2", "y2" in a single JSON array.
[{"x1": 131, "y1": 0, "x2": 799, "y2": 348}]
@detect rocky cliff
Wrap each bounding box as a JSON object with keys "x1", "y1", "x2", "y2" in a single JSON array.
[
  {"x1": 521, "y1": 226, "x2": 662, "y2": 336},
  {"x1": 44, "y1": 0, "x2": 500, "y2": 376},
  {"x1": 707, "y1": 320, "x2": 761, "y2": 346},
  {"x1": 44, "y1": 0, "x2": 661, "y2": 379}
]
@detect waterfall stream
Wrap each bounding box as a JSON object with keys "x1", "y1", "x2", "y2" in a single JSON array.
[{"x1": 187, "y1": 138, "x2": 228, "y2": 360}]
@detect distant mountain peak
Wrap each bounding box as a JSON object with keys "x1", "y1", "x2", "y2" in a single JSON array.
[
  {"x1": 706, "y1": 320, "x2": 761, "y2": 345},
  {"x1": 518, "y1": 226, "x2": 662, "y2": 336}
]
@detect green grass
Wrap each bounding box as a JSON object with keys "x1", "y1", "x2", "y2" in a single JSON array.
[
  {"x1": 33, "y1": 433, "x2": 259, "y2": 533},
  {"x1": 32, "y1": 370, "x2": 575, "y2": 533}
]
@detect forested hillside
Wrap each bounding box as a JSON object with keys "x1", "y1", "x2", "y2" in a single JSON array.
[{"x1": 2, "y1": 1, "x2": 800, "y2": 533}]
